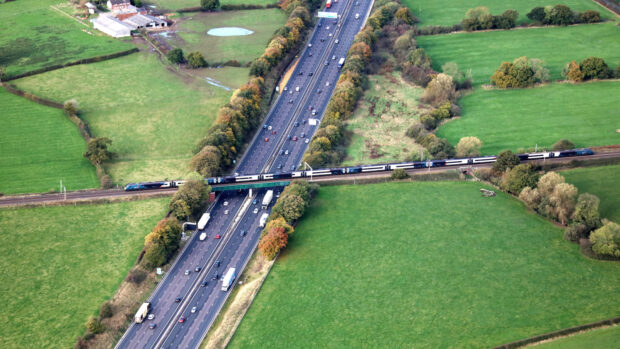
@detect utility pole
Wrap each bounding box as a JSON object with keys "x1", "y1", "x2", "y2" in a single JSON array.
[{"x1": 304, "y1": 162, "x2": 313, "y2": 182}]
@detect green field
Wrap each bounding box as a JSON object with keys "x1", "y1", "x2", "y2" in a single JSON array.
[
  {"x1": 534, "y1": 325, "x2": 620, "y2": 349},
  {"x1": 0, "y1": 0, "x2": 131, "y2": 79},
  {"x1": 343, "y1": 73, "x2": 425, "y2": 166},
  {"x1": 14, "y1": 50, "x2": 231, "y2": 184},
  {"x1": 0, "y1": 89, "x2": 98, "y2": 195},
  {"x1": 402, "y1": 0, "x2": 616, "y2": 26},
  {"x1": 417, "y1": 22, "x2": 620, "y2": 86},
  {"x1": 187, "y1": 66, "x2": 251, "y2": 90},
  {"x1": 148, "y1": 0, "x2": 277, "y2": 10},
  {"x1": 437, "y1": 81, "x2": 620, "y2": 155},
  {"x1": 563, "y1": 164, "x2": 620, "y2": 223},
  {"x1": 230, "y1": 182, "x2": 620, "y2": 348},
  {"x1": 0, "y1": 198, "x2": 169, "y2": 349},
  {"x1": 163, "y1": 8, "x2": 287, "y2": 64}
]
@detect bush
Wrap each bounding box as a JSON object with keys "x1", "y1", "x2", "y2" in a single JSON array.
[
  {"x1": 527, "y1": 7, "x2": 546, "y2": 23},
  {"x1": 580, "y1": 57, "x2": 611, "y2": 80},
  {"x1": 442, "y1": 62, "x2": 472, "y2": 90},
  {"x1": 456, "y1": 136, "x2": 482, "y2": 158},
  {"x1": 501, "y1": 164, "x2": 539, "y2": 195},
  {"x1": 552, "y1": 139, "x2": 575, "y2": 151},
  {"x1": 589, "y1": 220, "x2": 620, "y2": 258},
  {"x1": 579, "y1": 10, "x2": 601, "y2": 23},
  {"x1": 573, "y1": 193, "x2": 601, "y2": 231},
  {"x1": 125, "y1": 268, "x2": 147, "y2": 284},
  {"x1": 391, "y1": 168, "x2": 409, "y2": 179},
  {"x1": 405, "y1": 122, "x2": 428, "y2": 140},
  {"x1": 86, "y1": 317, "x2": 105, "y2": 334},
  {"x1": 562, "y1": 60, "x2": 584, "y2": 82},
  {"x1": 166, "y1": 48, "x2": 184, "y2": 64},
  {"x1": 100, "y1": 301, "x2": 113, "y2": 319},
  {"x1": 493, "y1": 150, "x2": 520, "y2": 174},
  {"x1": 187, "y1": 52, "x2": 208, "y2": 69},
  {"x1": 421, "y1": 73, "x2": 456, "y2": 106},
  {"x1": 490, "y1": 56, "x2": 548, "y2": 88},
  {"x1": 427, "y1": 138, "x2": 455, "y2": 159},
  {"x1": 84, "y1": 137, "x2": 113, "y2": 165},
  {"x1": 565, "y1": 223, "x2": 588, "y2": 242},
  {"x1": 200, "y1": 0, "x2": 219, "y2": 11}
]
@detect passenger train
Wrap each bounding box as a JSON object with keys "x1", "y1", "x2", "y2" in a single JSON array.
[{"x1": 124, "y1": 148, "x2": 594, "y2": 191}]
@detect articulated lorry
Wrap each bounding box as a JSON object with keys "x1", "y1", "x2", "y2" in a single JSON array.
[
  {"x1": 261, "y1": 190, "x2": 274, "y2": 209},
  {"x1": 221, "y1": 268, "x2": 236, "y2": 291},
  {"x1": 197, "y1": 212, "x2": 210, "y2": 230},
  {"x1": 134, "y1": 302, "x2": 151, "y2": 323}
]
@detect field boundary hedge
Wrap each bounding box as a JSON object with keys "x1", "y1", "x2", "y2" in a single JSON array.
[
  {"x1": 3, "y1": 48, "x2": 139, "y2": 81},
  {"x1": 1, "y1": 83, "x2": 63, "y2": 109},
  {"x1": 177, "y1": 3, "x2": 279, "y2": 12},
  {"x1": 491, "y1": 316, "x2": 620, "y2": 348}
]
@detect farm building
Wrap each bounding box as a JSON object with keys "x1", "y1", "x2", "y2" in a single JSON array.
[
  {"x1": 107, "y1": 0, "x2": 131, "y2": 11},
  {"x1": 124, "y1": 14, "x2": 168, "y2": 29},
  {"x1": 93, "y1": 13, "x2": 134, "y2": 37}
]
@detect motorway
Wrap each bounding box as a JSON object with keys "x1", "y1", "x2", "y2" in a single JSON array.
[{"x1": 116, "y1": 1, "x2": 374, "y2": 348}]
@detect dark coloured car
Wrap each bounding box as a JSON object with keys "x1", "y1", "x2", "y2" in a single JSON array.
[
  {"x1": 215, "y1": 261, "x2": 220, "y2": 267},
  {"x1": 201, "y1": 280, "x2": 208, "y2": 287},
  {"x1": 195, "y1": 267, "x2": 201, "y2": 272},
  {"x1": 241, "y1": 230, "x2": 247, "y2": 237},
  {"x1": 149, "y1": 323, "x2": 157, "y2": 329},
  {"x1": 212, "y1": 273, "x2": 219, "y2": 280},
  {"x1": 175, "y1": 297, "x2": 182, "y2": 303}
]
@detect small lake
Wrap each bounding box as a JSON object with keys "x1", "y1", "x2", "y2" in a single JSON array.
[{"x1": 207, "y1": 27, "x2": 254, "y2": 36}]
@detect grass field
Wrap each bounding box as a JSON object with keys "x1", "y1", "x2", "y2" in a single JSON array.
[
  {"x1": 0, "y1": 198, "x2": 169, "y2": 349},
  {"x1": 437, "y1": 81, "x2": 620, "y2": 155},
  {"x1": 163, "y1": 9, "x2": 287, "y2": 64},
  {"x1": 534, "y1": 325, "x2": 620, "y2": 348},
  {"x1": 417, "y1": 22, "x2": 620, "y2": 86},
  {"x1": 14, "y1": 49, "x2": 231, "y2": 184},
  {"x1": 343, "y1": 73, "x2": 425, "y2": 166},
  {"x1": 563, "y1": 164, "x2": 620, "y2": 223},
  {"x1": 148, "y1": 0, "x2": 277, "y2": 10},
  {"x1": 230, "y1": 182, "x2": 620, "y2": 348},
  {"x1": 0, "y1": 89, "x2": 98, "y2": 195},
  {"x1": 186, "y1": 66, "x2": 251, "y2": 90},
  {"x1": 0, "y1": 0, "x2": 132, "y2": 79},
  {"x1": 402, "y1": 0, "x2": 617, "y2": 26}
]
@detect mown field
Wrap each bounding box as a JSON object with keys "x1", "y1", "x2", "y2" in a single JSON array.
[
  {"x1": 0, "y1": 89, "x2": 98, "y2": 195},
  {"x1": 417, "y1": 22, "x2": 620, "y2": 86},
  {"x1": 14, "y1": 50, "x2": 231, "y2": 184},
  {"x1": 230, "y1": 182, "x2": 620, "y2": 348},
  {"x1": 402, "y1": 0, "x2": 616, "y2": 26},
  {"x1": 0, "y1": 0, "x2": 131, "y2": 79},
  {"x1": 148, "y1": 0, "x2": 276, "y2": 11},
  {"x1": 534, "y1": 325, "x2": 620, "y2": 349},
  {"x1": 437, "y1": 81, "x2": 620, "y2": 155},
  {"x1": 343, "y1": 73, "x2": 425, "y2": 166},
  {"x1": 0, "y1": 198, "x2": 169, "y2": 349},
  {"x1": 164, "y1": 8, "x2": 287, "y2": 64},
  {"x1": 563, "y1": 164, "x2": 620, "y2": 223}
]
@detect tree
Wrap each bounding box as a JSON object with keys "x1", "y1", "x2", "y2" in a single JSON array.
[
  {"x1": 527, "y1": 7, "x2": 546, "y2": 22},
  {"x1": 456, "y1": 136, "x2": 482, "y2": 157},
  {"x1": 589, "y1": 220, "x2": 620, "y2": 258},
  {"x1": 143, "y1": 242, "x2": 167, "y2": 268},
  {"x1": 519, "y1": 186, "x2": 541, "y2": 210},
  {"x1": 501, "y1": 164, "x2": 539, "y2": 195},
  {"x1": 84, "y1": 137, "x2": 113, "y2": 164},
  {"x1": 249, "y1": 57, "x2": 270, "y2": 77},
  {"x1": 490, "y1": 62, "x2": 518, "y2": 88},
  {"x1": 143, "y1": 218, "x2": 182, "y2": 267},
  {"x1": 562, "y1": 60, "x2": 584, "y2": 82},
  {"x1": 572, "y1": 193, "x2": 601, "y2": 231},
  {"x1": 427, "y1": 138, "x2": 455, "y2": 159},
  {"x1": 272, "y1": 194, "x2": 305, "y2": 223},
  {"x1": 395, "y1": 7, "x2": 415, "y2": 24},
  {"x1": 421, "y1": 73, "x2": 456, "y2": 106},
  {"x1": 258, "y1": 226, "x2": 288, "y2": 260},
  {"x1": 510, "y1": 56, "x2": 535, "y2": 87},
  {"x1": 263, "y1": 216, "x2": 294, "y2": 237},
  {"x1": 580, "y1": 57, "x2": 610, "y2": 80},
  {"x1": 530, "y1": 58, "x2": 549, "y2": 83},
  {"x1": 548, "y1": 4, "x2": 574, "y2": 25},
  {"x1": 86, "y1": 317, "x2": 105, "y2": 334},
  {"x1": 552, "y1": 139, "x2": 575, "y2": 151},
  {"x1": 579, "y1": 10, "x2": 600, "y2": 23},
  {"x1": 63, "y1": 99, "x2": 79, "y2": 116},
  {"x1": 200, "y1": 0, "x2": 219, "y2": 11},
  {"x1": 187, "y1": 52, "x2": 208, "y2": 69},
  {"x1": 391, "y1": 168, "x2": 409, "y2": 179},
  {"x1": 497, "y1": 9, "x2": 518, "y2": 29},
  {"x1": 407, "y1": 48, "x2": 432, "y2": 70},
  {"x1": 166, "y1": 48, "x2": 184, "y2": 64},
  {"x1": 492, "y1": 150, "x2": 520, "y2": 174},
  {"x1": 169, "y1": 179, "x2": 209, "y2": 216},
  {"x1": 548, "y1": 182, "x2": 578, "y2": 224},
  {"x1": 537, "y1": 172, "x2": 565, "y2": 198},
  {"x1": 190, "y1": 145, "x2": 221, "y2": 177},
  {"x1": 170, "y1": 199, "x2": 191, "y2": 220}
]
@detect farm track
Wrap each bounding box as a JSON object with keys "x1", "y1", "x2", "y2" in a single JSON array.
[{"x1": 2, "y1": 150, "x2": 619, "y2": 208}]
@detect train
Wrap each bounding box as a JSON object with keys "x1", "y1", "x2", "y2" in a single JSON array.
[{"x1": 124, "y1": 148, "x2": 594, "y2": 191}]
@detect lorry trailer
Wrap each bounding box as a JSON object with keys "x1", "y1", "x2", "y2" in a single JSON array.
[
  {"x1": 134, "y1": 302, "x2": 151, "y2": 323},
  {"x1": 221, "y1": 268, "x2": 236, "y2": 291},
  {"x1": 197, "y1": 213, "x2": 211, "y2": 230},
  {"x1": 261, "y1": 190, "x2": 274, "y2": 209}
]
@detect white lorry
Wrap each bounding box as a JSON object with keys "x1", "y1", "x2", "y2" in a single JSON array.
[
  {"x1": 197, "y1": 213, "x2": 211, "y2": 230},
  {"x1": 134, "y1": 302, "x2": 151, "y2": 323},
  {"x1": 261, "y1": 190, "x2": 274, "y2": 209},
  {"x1": 259, "y1": 213, "x2": 269, "y2": 228},
  {"x1": 221, "y1": 268, "x2": 236, "y2": 291}
]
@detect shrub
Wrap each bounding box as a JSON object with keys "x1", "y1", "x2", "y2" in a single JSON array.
[
  {"x1": 402, "y1": 64, "x2": 431, "y2": 86},
  {"x1": 100, "y1": 301, "x2": 113, "y2": 319},
  {"x1": 406, "y1": 48, "x2": 432, "y2": 70},
  {"x1": 442, "y1": 62, "x2": 472, "y2": 90},
  {"x1": 580, "y1": 57, "x2": 611, "y2": 80},
  {"x1": 562, "y1": 61, "x2": 584, "y2": 82},
  {"x1": 490, "y1": 56, "x2": 548, "y2": 88},
  {"x1": 501, "y1": 164, "x2": 539, "y2": 195},
  {"x1": 589, "y1": 220, "x2": 620, "y2": 258},
  {"x1": 125, "y1": 268, "x2": 147, "y2": 284},
  {"x1": 421, "y1": 73, "x2": 456, "y2": 106},
  {"x1": 579, "y1": 10, "x2": 600, "y2": 23},
  {"x1": 427, "y1": 138, "x2": 455, "y2": 159},
  {"x1": 493, "y1": 150, "x2": 520, "y2": 174},
  {"x1": 391, "y1": 168, "x2": 409, "y2": 179},
  {"x1": 552, "y1": 139, "x2": 575, "y2": 151},
  {"x1": 84, "y1": 137, "x2": 113, "y2": 165},
  {"x1": 420, "y1": 114, "x2": 438, "y2": 130},
  {"x1": 456, "y1": 136, "x2": 482, "y2": 158},
  {"x1": 548, "y1": 182, "x2": 578, "y2": 224},
  {"x1": 572, "y1": 193, "x2": 601, "y2": 231},
  {"x1": 395, "y1": 7, "x2": 416, "y2": 25},
  {"x1": 200, "y1": 0, "x2": 219, "y2": 11},
  {"x1": 63, "y1": 99, "x2": 78, "y2": 116},
  {"x1": 166, "y1": 48, "x2": 184, "y2": 64},
  {"x1": 565, "y1": 223, "x2": 588, "y2": 242},
  {"x1": 187, "y1": 52, "x2": 208, "y2": 69},
  {"x1": 86, "y1": 317, "x2": 105, "y2": 334},
  {"x1": 519, "y1": 186, "x2": 541, "y2": 210},
  {"x1": 405, "y1": 122, "x2": 428, "y2": 140},
  {"x1": 527, "y1": 7, "x2": 546, "y2": 22}
]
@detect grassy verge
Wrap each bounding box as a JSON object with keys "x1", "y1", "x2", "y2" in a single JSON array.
[
  {"x1": 0, "y1": 88, "x2": 98, "y2": 195},
  {"x1": 0, "y1": 198, "x2": 169, "y2": 348},
  {"x1": 342, "y1": 72, "x2": 425, "y2": 166},
  {"x1": 417, "y1": 22, "x2": 620, "y2": 86},
  {"x1": 0, "y1": 0, "x2": 131, "y2": 79},
  {"x1": 402, "y1": 0, "x2": 616, "y2": 26},
  {"x1": 163, "y1": 8, "x2": 287, "y2": 64},
  {"x1": 562, "y1": 164, "x2": 620, "y2": 222},
  {"x1": 229, "y1": 182, "x2": 620, "y2": 348},
  {"x1": 13, "y1": 49, "x2": 231, "y2": 184},
  {"x1": 436, "y1": 81, "x2": 620, "y2": 154},
  {"x1": 532, "y1": 325, "x2": 620, "y2": 348}
]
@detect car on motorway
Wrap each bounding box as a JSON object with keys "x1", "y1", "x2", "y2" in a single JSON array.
[
  {"x1": 324, "y1": 60, "x2": 329, "y2": 66},
  {"x1": 148, "y1": 314, "x2": 155, "y2": 320},
  {"x1": 326, "y1": 26, "x2": 330, "y2": 30},
  {"x1": 293, "y1": 136, "x2": 298, "y2": 141},
  {"x1": 195, "y1": 267, "x2": 201, "y2": 272},
  {"x1": 320, "y1": 37, "x2": 325, "y2": 42},
  {"x1": 285, "y1": 150, "x2": 289, "y2": 155},
  {"x1": 355, "y1": 13, "x2": 360, "y2": 19},
  {"x1": 332, "y1": 55, "x2": 336, "y2": 60},
  {"x1": 317, "y1": 89, "x2": 322, "y2": 94},
  {"x1": 326, "y1": 81, "x2": 330, "y2": 86},
  {"x1": 276, "y1": 192, "x2": 280, "y2": 198},
  {"x1": 215, "y1": 260, "x2": 220, "y2": 267},
  {"x1": 253, "y1": 208, "x2": 259, "y2": 214},
  {"x1": 308, "y1": 43, "x2": 312, "y2": 47},
  {"x1": 301, "y1": 132, "x2": 306, "y2": 138},
  {"x1": 185, "y1": 270, "x2": 190, "y2": 275},
  {"x1": 288, "y1": 99, "x2": 293, "y2": 104},
  {"x1": 149, "y1": 323, "x2": 157, "y2": 329},
  {"x1": 212, "y1": 273, "x2": 219, "y2": 280},
  {"x1": 224, "y1": 209, "x2": 229, "y2": 215},
  {"x1": 335, "y1": 39, "x2": 339, "y2": 44},
  {"x1": 309, "y1": 72, "x2": 313, "y2": 76},
  {"x1": 279, "y1": 149, "x2": 284, "y2": 155},
  {"x1": 241, "y1": 230, "x2": 247, "y2": 237},
  {"x1": 191, "y1": 307, "x2": 197, "y2": 313},
  {"x1": 312, "y1": 109, "x2": 317, "y2": 115},
  {"x1": 223, "y1": 201, "x2": 229, "y2": 206},
  {"x1": 268, "y1": 125, "x2": 273, "y2": 130},
  {"x1": 253, "y1": 199, "x2": 257, "y2": 205},
  {"x1": 302, "y1": 119, "x2": 307, "y2": 124},
  {"x1": 265, "y1": 137, "x2": 269, "y2": 142},
  {"x1": 329, "y1": 33, "x2": 333, "y2": 37},
  {"x1": 201, "y1": 280, "x2": 208, "y2": 287},
  {"x1": 179, "y1": 316, "x2": 185, "y2": 323},
  {"x1": 175, "y1": 297, "x2": 182, "y2": 303},
  {"x1": 215, "y1": 234, "x2": 221, "y2": 239},
  {"x1": 305, "y1": 138, "x2": 310, "y2": 144},
  {"x1": 290, "y1": 165, "x2": 296, "y2": 171},
  {"x1": 309, "y1": 52, "x2": 313, "y2": 57},
  {"x1": 277, "y1": 163, "x2": 283, "y2": 169}
]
